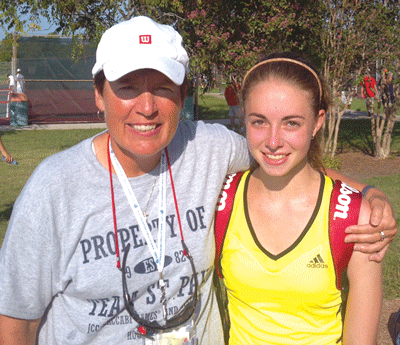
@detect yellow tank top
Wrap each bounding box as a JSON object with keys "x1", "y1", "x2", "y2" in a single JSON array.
[{"x1": 221, "y1": 170, "x2": 343, "y2": 345}]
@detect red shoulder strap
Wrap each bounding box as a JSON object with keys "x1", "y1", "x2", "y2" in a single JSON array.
[
  {"x1": 329, "y1": 180, "x2": 362, "y2": 290},
  {"x1": 214, "y1": 172, "x2": 244, "y2": 278}
]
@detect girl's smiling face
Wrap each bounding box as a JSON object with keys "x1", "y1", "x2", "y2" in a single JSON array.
[{"x1": 245, "y1": 78, "x2": 325, "y2": 178}]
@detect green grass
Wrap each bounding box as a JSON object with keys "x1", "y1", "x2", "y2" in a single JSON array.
[
  {"x1": 198, "y1": 93, "x2": 229, "y2": 120},
  {"x1": 327, "y1": 118, "x2": 400, "y2": 298},
  {"x1": 350, "y1": 97, "x2": 373, "y2": 113},
  {"x1": 0, "y1": 128, "x2": 104, "y2": 244},
  {"x1": 350, "y1": 96, "x2": 400, "y2": 116},
  {"x1": 362, "y1": 174, "x2": 400, "y2": 299}
]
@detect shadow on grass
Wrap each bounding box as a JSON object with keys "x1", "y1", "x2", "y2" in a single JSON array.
[
  {"x1": 0, "y1": 130, "x2": 18, "y2": 137},
  {"x1": 336, "y1": 119, "x2": 400, "y2": 156},
  {"x1": 198, "y1": 104, "x2": 228, "y2": 121},
  {"x1": 0, "y1": 203, "x2": 13, "y2": 222}
]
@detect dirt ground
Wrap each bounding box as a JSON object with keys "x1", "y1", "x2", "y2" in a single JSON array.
[
  {"x1": 337, "y1": 151, "x2": 400, "y2": 344},
  {"x1": 337, "y1": 151, "x2": 400, "y2": 181}
]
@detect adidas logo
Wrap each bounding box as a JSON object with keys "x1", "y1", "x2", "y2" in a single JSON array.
[{"x1": 307, "y1": 254, "x2": 328, "y2": 268}]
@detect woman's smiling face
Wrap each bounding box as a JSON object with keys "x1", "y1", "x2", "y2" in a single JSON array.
[{"x1": 95, "y1": 69, "x2": 184, "y2": 166}]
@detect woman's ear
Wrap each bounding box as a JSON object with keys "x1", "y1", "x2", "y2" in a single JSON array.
[
  {"x1": 313, "y1": 109, "x2": 325, "y2": 137},
  {"x1": 94, "y1": 87, "x2": 105, "y2": 112}
]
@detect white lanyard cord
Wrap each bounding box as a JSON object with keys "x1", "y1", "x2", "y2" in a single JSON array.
[{"x1": 108, "y1": 139, "x2": 167, "y2": 274}]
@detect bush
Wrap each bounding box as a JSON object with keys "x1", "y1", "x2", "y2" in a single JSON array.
[
  {"x1": 0, "y1": 61, "x2": 11, "y2": 84},
  {"x1": 322, "y1": 155, "x2": 342, "y2": 170}
]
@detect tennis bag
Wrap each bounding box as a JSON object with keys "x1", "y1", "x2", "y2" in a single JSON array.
[{"x1": 214, "y1": 172, "x2": 362, "y2": 289}]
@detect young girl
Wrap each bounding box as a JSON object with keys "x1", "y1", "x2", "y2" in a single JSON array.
[{"x1": 218, "y1": 52, "x2": 382, "y2": 344}]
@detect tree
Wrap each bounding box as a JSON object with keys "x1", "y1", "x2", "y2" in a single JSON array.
[
  {"x1": 0, "y1": 0, "x2": 326, "y2": 124},
  {"x1": 359, "y1": 1, "x2": 400, "y2": 159},
  {"x1": 174, "y1": 1, "x2": 323, "y2": 84},
  {"x1": 0, "y1": 1, "x2": 322, "y2": 80},
  {"x1": 0, "y1": 1, "x2": 186, "y2": 44},
  {"x1": 320, "y1": 0, "x2": 400, "y2": 159},
  {"x1": 320, "y1": 0, "x2": 367, "y2": 158},
  {"x1": 0, "y1": 34, "x2": 13, "y2": 62}
]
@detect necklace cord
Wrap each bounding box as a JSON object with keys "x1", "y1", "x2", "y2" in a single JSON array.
[
  {"x1": 164, "y1": 148, "x2": 186, "y2": 255},
  {"x1": 108, "y1": 138, "x2": 187, "y2": 267},
  {"x1": 107, "y1": 134, "x2": 122, "y2": 269}
]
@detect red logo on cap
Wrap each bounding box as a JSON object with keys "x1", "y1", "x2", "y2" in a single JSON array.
[{"x1": 139, "y1": 35, "x2": 152, "y2": 44}]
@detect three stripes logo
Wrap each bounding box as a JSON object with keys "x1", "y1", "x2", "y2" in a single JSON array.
[{"x1": 307, "y1": 254, "x2": 328, "y2": 268}]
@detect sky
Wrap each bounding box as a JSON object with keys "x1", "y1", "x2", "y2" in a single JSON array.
[{"x1": 0, "y1": 14, "x2": 54, "y2": 40}]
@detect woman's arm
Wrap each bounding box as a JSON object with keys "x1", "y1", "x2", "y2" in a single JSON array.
[
  {"x1": 326, "y1": 168, "x2": 397, "y2": 262},
  {"x1": 343, "y1": 198, "x2": 382, "y2": 344},
  {"x1": 0, "y1": 315, "x2": 41, "y2": 345}
]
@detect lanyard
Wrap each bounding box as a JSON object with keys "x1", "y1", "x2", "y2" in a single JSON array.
[
  {"x1": 107, "y1": 135, "x2": 188, "y2": 320},
  {"x1": 108, "y1": 139, "x2": 167, "y2": 274}
]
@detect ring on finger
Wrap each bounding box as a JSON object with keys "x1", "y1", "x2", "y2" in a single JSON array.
[{"x1": 380, "y1": 231, "x2": 385, "y2": 242}]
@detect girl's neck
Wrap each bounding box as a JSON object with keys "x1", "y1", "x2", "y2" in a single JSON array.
[
  {"x1": 252, "y1": 161, "x2": 321, "y2": 198},
  {"x1": 247, "y1": 162, "x2": 323, "y2": 257}
]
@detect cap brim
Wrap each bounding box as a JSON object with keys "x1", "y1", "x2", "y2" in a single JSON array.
[{"x1": 100, "y1": 56, "x2": 186, "y2": 85}]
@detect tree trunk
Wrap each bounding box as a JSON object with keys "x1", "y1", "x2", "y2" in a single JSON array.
[
  {"x1": 371, "y1": 98, "x2": 398, "y2": 159},
  {"x1": 330, "y1": 106, "x2": 345, "y2": 158},
  {"x1": 323, "y1": 100, "x2": 346, "y2": 158},
  {"x1": 382, "y1": 116, "x2": 396, "y2": 158},
  {"x1": 324, "y1": 111, "x2": 336, "y2": 155}
]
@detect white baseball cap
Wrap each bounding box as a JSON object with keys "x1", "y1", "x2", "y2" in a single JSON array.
[{"x1": 92, "y1": 16, "x2": 189, "y2": 85}]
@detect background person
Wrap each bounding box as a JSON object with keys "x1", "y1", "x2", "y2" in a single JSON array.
[
  {"x1": 219, "y1": 52, "x2": 382, "y2": 344},
  {"x1": 0, "y1": 137, "x2": 13, "y2": 163},
  {"x1": 6, "y1": 74, "x2": 14, "y2": 92},
  {"x1": 224, "y1": 75, "x2": 241, "y2": 128},
  {"x1": 378, "y1": 69, "x2": 395, "y2": 118},
  {"x1": 6, "y1": 74, "x2": 14, "y2": 116},
  {"x1": 360, "y1": 69, "x2": 378, "y2": 116},
  {"x1": 341, "y1": 80, "x2": 353, "y2": 109},
  {"x1": 15, "y1": 68, "x2": 25, "y2": 94},
  {"x1": 0, "y1": 16, "x2": 396, "y2": 345}
]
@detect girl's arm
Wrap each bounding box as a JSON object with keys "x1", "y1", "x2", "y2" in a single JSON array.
[
  {"x1": 343, "y1": 198, "x2": 382, "y2": 344},
  {"x1": 326, "y1": 168, "x2": 397, "y2": 262}
]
